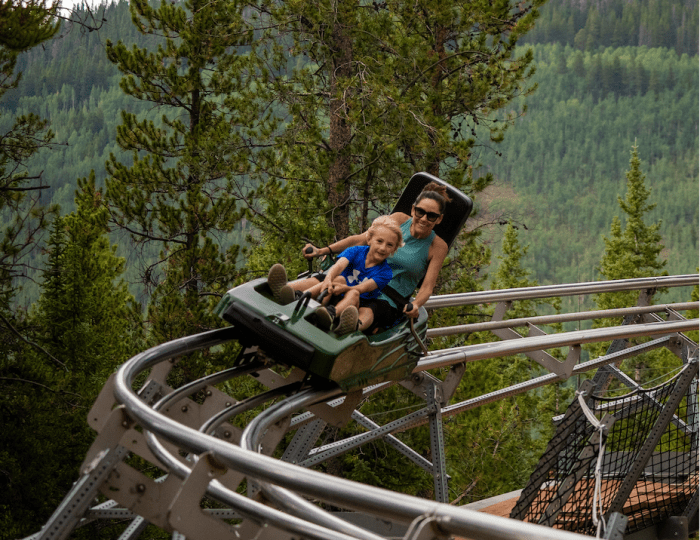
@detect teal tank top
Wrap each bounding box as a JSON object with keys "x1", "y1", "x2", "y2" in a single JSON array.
[{"x1": 379, "y1": 218, "x2": 435, "y2": 308}]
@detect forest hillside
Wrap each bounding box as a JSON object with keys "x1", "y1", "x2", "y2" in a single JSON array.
[
  {"x1": 3, "y1": 0, "x2": 697, "y2": 306},
  {"x1": 475, "y1": 43, "x2": 698, "y2": 299}
]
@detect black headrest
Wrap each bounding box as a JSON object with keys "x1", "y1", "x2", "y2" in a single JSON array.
[{"x1": 391, "y1": 172, "x2": 473, "y2": 250}]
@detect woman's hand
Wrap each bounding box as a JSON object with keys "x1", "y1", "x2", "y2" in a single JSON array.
[
  {"x1": 403, "y1": 303, "x2": 419, "y2": 319},
  {"x1": 302, "y1": 244, "x2": 320, "y2": 259}
]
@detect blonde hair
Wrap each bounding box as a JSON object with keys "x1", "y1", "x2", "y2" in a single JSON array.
[{"x1": 367, "y1": 215, "x2": 404, "y2": 255}]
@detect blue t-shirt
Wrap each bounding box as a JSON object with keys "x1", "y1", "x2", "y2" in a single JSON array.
[{"x1": 338, "y1": 245, "x2": 393, "y2": 300}]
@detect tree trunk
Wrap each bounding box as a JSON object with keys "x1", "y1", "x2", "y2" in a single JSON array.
[{"x1": 327, "y1": 14, "x2": 353, "y2": 239}]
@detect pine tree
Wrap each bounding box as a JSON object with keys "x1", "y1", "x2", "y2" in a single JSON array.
[
  {"x1": 104, "y1": 0, "x2": 268, "y2": 349},
  {"x1": 595, "y1": 143, "x2": 666, "y2": 310},
  {"x1": 33, "y1": 172, "x2": 142, "y2": 371},
  {"x1": 246, "y1": 0, "x2": 545, "y2": 269},
  {"x1": 0, "y1": 0, "x2": 59, "y2": 52},
  {"x1": 590, "y1": 143, "x2": 670, "y2": 383},
  {"x1": 0, "y1": 174, "x2": 142, "y2": 537}
]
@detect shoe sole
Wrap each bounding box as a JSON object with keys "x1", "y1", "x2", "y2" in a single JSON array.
[
  {"x1": 279, "y1": 285, "x2": 296, "y2": 304},
  {"x1": 267, "y1": 264, "x2": 287, "y2": 301},
  {"x1": 335, "y1": 306, "x2": 358, "y2": 336},
  {"x1": 316, "y1": 306, "x2": 333, "y2": 331}
]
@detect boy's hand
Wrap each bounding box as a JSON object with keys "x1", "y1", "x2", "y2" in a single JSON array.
[
  {"x1": 321, "y1": 276, "x2": 334, "y2": 294},
  {"x1": 329, "y1": 281, "x2": 350, "y2": 296}
]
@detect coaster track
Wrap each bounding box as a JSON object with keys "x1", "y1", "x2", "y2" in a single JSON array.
[{"x1": 28, "y1": 274, "x2": 698, "y2": 540}]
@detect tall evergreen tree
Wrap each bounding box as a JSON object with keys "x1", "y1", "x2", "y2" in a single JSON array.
[
  {"x1": 104, "y1": 0, "x2": 269, "y2": 349},
  {"x1": 595, "y1": 143, "x2": 666, "y2": 312},
  {"x1": 590, "y1": 143, "x2": 670, "y2": 382},
  {"x1": 245, "y1": 0, "x2": 545, "y2": 272},
  {"x1": 33, "y1": 172, "x2": 142, "y2": 370},
  {"x1": 0, "y1": 174, "x2": 142, "y2": 538}
]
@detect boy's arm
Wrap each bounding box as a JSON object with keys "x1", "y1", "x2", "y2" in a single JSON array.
[
  {"x1": 350, "y1": 278, "x2": 378, "y2": 295},
  {"x1": 321, "y1": 257, "x2": 350, "y2": 290}
]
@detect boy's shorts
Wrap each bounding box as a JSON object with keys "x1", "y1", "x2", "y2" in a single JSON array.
[{"x1": 360, "y1": 298, "x2": 404, "y2": 333}]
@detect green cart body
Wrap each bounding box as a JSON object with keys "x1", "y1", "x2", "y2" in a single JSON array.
[
  {"x1": 215, "y1": 172, "x2": 472, "y2": 392},
  {"x1": 215, "y1": 278, "x2": 428, "y2": 392}
]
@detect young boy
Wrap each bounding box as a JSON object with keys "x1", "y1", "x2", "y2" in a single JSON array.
[{"x1": 268, "y1": 216, "x2": 403, "y2": 335}]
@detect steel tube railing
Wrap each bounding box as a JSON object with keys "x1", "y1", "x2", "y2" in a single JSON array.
[
  {"x1": 113, "y1": 328, "x2": 595, "y2": 540},
  {"x1": 427, "y1": 301, "x2": 699, "y2": 337},
  {"x1": 423, "y1": 274, "x2": 699, "y2": 309},
  {"x1": 138, "y1": 357, "x2": 364, "y2": 540},
  {"x1": 240, "y1": 388, "x2": 387, "y2": 540},
  {"x1": 417, "y1": 319, "x2": 698, "y2": 371}
]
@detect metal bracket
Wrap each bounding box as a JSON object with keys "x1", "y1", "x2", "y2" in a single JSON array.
[
  {"x1": 403, "y1": 513, "x2": 452, "y2": 540},
  {"x1": 307, "y1": 388, "x2": 364, "y2": 428},
  {"x1": 440, "y1": 362, "x2": 466, "y2": 405},
  {"x1": 602, "y1": 512, "x2": 628, "y2": 540},
  {"x1": 167, "y1": 453, "x2": 232, "y2": 539},
  {"x1": 36, "y1": 445, "x2": 129, "y2": 540},
  {"x1": 426, "y1": 383, "x2": 449, "y2": 503}
]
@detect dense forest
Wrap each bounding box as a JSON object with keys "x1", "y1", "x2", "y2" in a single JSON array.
[
  {"x1": 475, "y1": 43, "x2": 698, "y2": 300},
  {"x1": 2, "y1": 0, "x2": 697, "y2": 307},
  {"x1": 0, "y1": 0, "x2": 697, "y2": 537}
]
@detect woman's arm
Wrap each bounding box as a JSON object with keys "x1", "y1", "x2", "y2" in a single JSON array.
[
  {"x1": 303, "y1": 212, "x2": 408, "y2": 259},
  {"x1": 404, "y1": 236, "x2": 448, "y2": 318},
  {"x1": 303, "y1": 233, "x2": 368, "y2": 259}
]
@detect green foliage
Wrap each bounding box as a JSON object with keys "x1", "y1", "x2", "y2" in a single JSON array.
[
  {"x1": 32, "y1": 172, "x2": 143, "y2": 367},
  {"x1": 593, "y1": 143, "x2": 666, "y2": 317},
  {"x1": 0, "y1": 175, "x2": 143, "y2": 538},
  {"x1": 521, "y1": 0, "x2": 698, "y2": 56},
  {"x1": 246, "y1": 0, "x2": 544, "y2": 261},
  {"x1": 441, "y1": 224, "x2": 571, "y2": 503},
  {"x1": 0, "y1": 0, "x2": 59, "y2": 52},
  {"x1": 0, "y1": 3, "x2": 59, "y2": 310},
  {"x1": 597, "y1": 144, "x2": 666, "y2": 286},
  {"x1": 588, "y1": 143, "x2": 677, "y2": 386},
  {"x1": 478, "y1": 44, "x2": 697, "y2": 304},
  {"x1": 104, "y1": 0, "x2": 268, "y2": 349}
]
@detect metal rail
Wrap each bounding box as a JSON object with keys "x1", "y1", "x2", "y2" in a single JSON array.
[
  {"x1": 423, "y1": 274, "x2": 698, "y2": 308},
  {"x1": 29, "y1": 274, "x2": 698, "y2": 540},
  {"x1": 109, "y1": 330, "x2": 597, "y2": 540}
]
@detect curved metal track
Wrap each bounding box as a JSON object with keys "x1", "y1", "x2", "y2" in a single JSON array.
[{"x1": 29, "y1": 275, "x2": 699, "y2": 540}]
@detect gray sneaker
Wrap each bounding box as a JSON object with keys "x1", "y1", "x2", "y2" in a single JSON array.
[
  {"x1": 335, "y1": 306, "x2": 359, "y2": 336},
  {"x1": 315, "y1": 305, "x2": 335, "y2": 331},
  {"x1": 267, "y1": 264, "x2": 287, "y2": 302},
  {"x1": 280, "y1": 285, "x2": 296, "y2": 304}
]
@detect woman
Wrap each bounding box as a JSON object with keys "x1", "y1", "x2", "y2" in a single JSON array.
[{"x1": 301, "y1": 182, "x2": 450, "y2": 332}]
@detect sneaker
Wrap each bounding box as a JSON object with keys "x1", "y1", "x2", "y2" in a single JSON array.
[
  {"x1": 315, "y1": 305, "x2": 335, "y2": 331},
  {"x1": 279, "y1": 285, "x2": 296, "y2": 304},
  {"x1": 334, "y1": 306, "x2": 359, "y2": 336},
  {"x1": 267, "y1": 264, "x2": 287, "y2": 302}
]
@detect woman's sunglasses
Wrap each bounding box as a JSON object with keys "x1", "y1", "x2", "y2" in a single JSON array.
[{"x1": 413, "y1": 205, "x2": 441, "y2": 222}]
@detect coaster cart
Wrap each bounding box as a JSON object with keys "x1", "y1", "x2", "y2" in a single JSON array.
[{"x1": 214, "y1": 172, "x2": 473, "y2": 392}]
